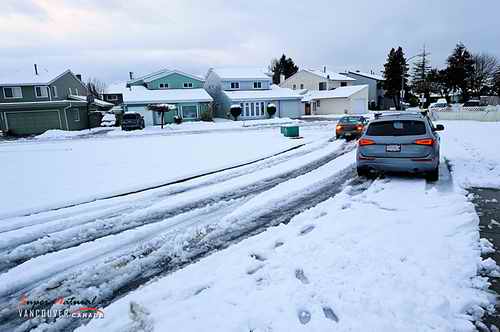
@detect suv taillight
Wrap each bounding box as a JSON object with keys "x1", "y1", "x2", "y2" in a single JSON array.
[
  {"x1": 359, "y1": 138, "x2": 375, "y2": 146},
  {"x1": 414, "y1": 139, "x2": 434, "y2": 146}
]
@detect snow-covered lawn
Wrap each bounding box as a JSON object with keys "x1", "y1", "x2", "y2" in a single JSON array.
[
  {"x1": 440, "y1": 121, "x2": 500, "y2": 188},
  {"x1": 0, "y1": 124, "x2": 333, "y2": 219}
]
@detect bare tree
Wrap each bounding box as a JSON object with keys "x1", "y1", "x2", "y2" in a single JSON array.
[
  {"x1": 471, "y1": 53, "x2": 499, "y2": 96},
  {"x1": 86, "y1": 78, "x2": 107, "y2": 98}
]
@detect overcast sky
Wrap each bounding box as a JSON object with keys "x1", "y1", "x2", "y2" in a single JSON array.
[{"x1": 2, "y1": 0, "x2": 499, "y2": 86}]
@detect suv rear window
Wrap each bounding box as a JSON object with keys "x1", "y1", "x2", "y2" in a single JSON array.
[
  {"x1": 339, "y1": 116, "x2": 363, "y2": 124},
  {"x1": 366, "y1": 120, "x2": 427, "y2": 136},
  {"x1": 123, "y1": 113, "x2": 139, "y2": 120}
]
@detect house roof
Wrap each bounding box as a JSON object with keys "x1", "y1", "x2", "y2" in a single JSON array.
[
  {"x1": 305, "y1": 69, "x2": 356, "y2": 81},
  {"x1": 108, "y1": 84, "x2": 213, "y2": 105},
  {"x1": 127, "y1": 68, "x2": 205, "y2": 85},
  {"x1": 0, "y1": 69, "x2": 83, "y2": 87},
  {"x1": 302, "y1": 85, "x2": 368, "y2": 102},
  {"x1": 209, "y1": 67, "x2": 271, "y2": 81},
  {"x1": 223, "y1": 87, "x2": 304, "y2": 101},
  {"x1": 68, "y1": 95, "x2": 115, "y2": 108},
  {"x1": 348, "y1": 71, "x2": 385, "y2": 81}
]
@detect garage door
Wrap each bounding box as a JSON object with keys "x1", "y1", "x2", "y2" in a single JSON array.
[
  {"x1": 6, "y1": 110, "x2": 62, "y2": 135},
  {"x1": 126, "y1": 106, "x2": 155, "y2": 126},
  {"x1": 352, "y1": 98, "x2": 368, "y2": 114}
]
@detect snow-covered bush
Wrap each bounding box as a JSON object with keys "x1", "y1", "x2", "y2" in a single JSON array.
[
  {"x1": 267, "y1": 103, "x2": 277, "y2": 118},
  {"x1": 174, "y1": 115, "x2": 183, "y2": 124},
  {"x1": 230, "y1": 105, "x2": 242, "y2": 120}
]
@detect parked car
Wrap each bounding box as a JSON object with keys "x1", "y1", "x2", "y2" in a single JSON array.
[
  {"x1": 463, "y1": 100, "x2": 481, "y2": 107},
  {"x1": 121, "y1": 113, "x2": 145, "y2": 131},
  {"x1": 429, "y1": 98, "x2": 449, "y2": 110},
  {"x1": 356, "y1": 112, "x2": 444, "y2": 181},
  {"x1": 335, "y1": 116, "x2": 368, "y2": 140}
]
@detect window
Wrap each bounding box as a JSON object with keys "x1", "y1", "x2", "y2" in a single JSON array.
[
  {"x1": 366, "y1": 120, "x2": 427, "y2": 136},
  {"x1": 319, "y1": 82, "x2": 327, "y2": 90},
  {"x1": 107, "y1": 95, "x2": 118, "y2": 101},
  {"x1": 292, "y1": 84, "x2": 297, "y2": 90},
  {"x1": 300, "y1": 84, "x2": 304, "y2": 89},
  {"x1": 250, "y1": 103, "x2": 255, "y2": 117},
  {"x1": 3, "y1": 87, "x2": 22, "y2": 99},
  {"x1": 230, "y1": 82, "x2": 240, "y2": 89},
  {"x1": 253, "y1": 82, "x2": 262, "y2": 89},
  {"x1": 261, "y1": 102, "x2": 265, "y2": 116},
  {"x1": 51, "y1": 86, "x2": 58, "y2": 98},
  {"x1": 255, "y1": 102, "x2": 260, "y2": 116},
  {"x1": 244, "y1": 103, "x2": 250, "y2": 116},
  {"x1": 160, "y1": 84, "x2": 164, "y2": 88},
  {"x1": 159, "y1": 83, "x2": 169, "y2": 89},
  {"x1": 340, "y1": 82, "x2": 348, "y2": 87},
  {"x1": 74, "y1": 109, "x2": 80, "y2": 122},
  {"x1": 182, "y1": 105, "x2": 198, "y2": 119},
  {"x1": 317, "y1": 100, "x2": 321, "y2": 107},
  {"x1": 183, "y1": 82, "x2": 193, "y2": 88},
  {"x1": 74, "y1": 88, "x2": 79, "y2": 96},
  {"x1": 35, "y1": 86, "x2": 49, "y2": 98}
]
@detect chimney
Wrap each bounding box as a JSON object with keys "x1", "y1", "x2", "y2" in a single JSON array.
[
  {"x1": 279, "y1": 74, "x2": 285, "y2": 84},
  {"x1": 34, "y1": 64, "x2": 38, "y2": 76},
  {"x1": 323, "y1": 66, "x2": 327, "y2": 73},
  {"x1": 129, "y1": 72, "x2": 134, "y2": 80},
  {"x1": 76, "y1": 74, "x2": 82, "y2": 81}
]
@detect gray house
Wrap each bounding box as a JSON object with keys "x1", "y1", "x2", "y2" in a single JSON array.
[
  {"x1": 204, "y1": 68, "x2": 305, "y2": 119},
  {"x1": 343, "y1": 71, "x2": 394, "y2": 110},
  {"x1": 0, "y1": 67, "x2": 112, "y2": 135}
]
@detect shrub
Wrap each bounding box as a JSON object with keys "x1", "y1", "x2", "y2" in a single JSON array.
[
  {"x1": 230, "y1": 106, "x2": 242, "y2": 120},
  {"x1": 200, "y1": 109, "x2": 213, "y2": 122},
  {"x1": 174, "y1": 115, "x2": 183, "y2": 124},
  {"x1": 267, "y1": 104, "x2": 277, "y2": 118}
]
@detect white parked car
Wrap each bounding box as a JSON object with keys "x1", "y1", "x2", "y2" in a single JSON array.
[{"x1": 429, "y1": 99, "x2": 449, "y2": 111}]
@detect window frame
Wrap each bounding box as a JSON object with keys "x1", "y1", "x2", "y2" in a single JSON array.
[
  {"x1": 181, "y1": 105, "x2": 198, "y2": 119},
  {"x1": 51, "y1": 86, "x2": 58, "y2": 98},
  {"x1": 230, "y1": 82, "x2": 240, "y2": 89},
  {"x1": 183, "y1": 82, "x2": 193, "y2": 88},
  {"x1": 300, "y1": 83, "x2": 304, "y2": 89},
  {"x1": 253, "y1": 81, "x2": 262, "y2": 89},
  {"x1": 3, "y1": 86, "x2": 23, "y2": 99},
  {"x1": 35, "y1": 85, "x2": 49, "y2": 98},
  {"x1": 74, "y1": 109, "x2": 80, "y2": 122}
]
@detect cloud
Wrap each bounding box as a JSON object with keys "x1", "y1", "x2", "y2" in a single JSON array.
[{"x1": 0, "y1": 0, "x2": 499, "y2": 83}]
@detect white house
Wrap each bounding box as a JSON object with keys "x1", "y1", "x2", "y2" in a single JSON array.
[
  {"x1": 302, "y1": 85, "x2": 369, "y2": 115},
  {"x1": 204, "y1": 68, "x2": 305, "y2": 119},
  {"x1": 343, "y1": 70, "x2": 394, "y2": 109},
  {"x1": 279, "y1": 68, "x2": 355, "y2": 91}
]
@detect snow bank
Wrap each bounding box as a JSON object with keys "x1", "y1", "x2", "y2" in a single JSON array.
[
  {"x1": 35, "y1": 128, "x2": 110, "y2": 140},
  {"x1": 440, "y1": 121, "x2": 500, "y2": 188},
  {"x1": 78, "y1": 177, "x2": 489, "y2": 332}
]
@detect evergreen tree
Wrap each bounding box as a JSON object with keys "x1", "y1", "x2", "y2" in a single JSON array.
[
  {"x1": 383, "y1": 47, "x2": 409, "y2": 110},
  {"x1": 446, "y1": 43, "x2": 474, "y2": 101},
  {"x1": 428, "y1": 68, "x2": 451, "y2": 99},
  {"x1": 270, "y1": 54, "x2": 299, "y2": 85}
]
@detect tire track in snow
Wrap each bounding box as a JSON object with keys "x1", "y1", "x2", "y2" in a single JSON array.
[{"x1": 0, "y1": 143, "x2": 361, "y2": 332}]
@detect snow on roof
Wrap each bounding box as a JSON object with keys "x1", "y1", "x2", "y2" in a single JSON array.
[
  {"x1": 305, "y1": 69, "x2": 356, "y2": 81},
  {"x1": 348, "y1": 71, "x2": 385, "y2": 81},
  {"x1": 223, "y1": 87, "x2": 303, "y2": 101},
  {"x1": 302, "y1": 85, "x2": 368, "y2": 101},
  {"x1": 211, "y1": 67, "x2": 271, "y2": 81},
  {"x1": 68, "y1": 95, "x2": 114, "y2": 108},
  {"x1": 108, "y1": 84, "x2": 213, "y2": 104},
  {"x1": 128, "y1": 68, "x2": 205, "y2": 85}
]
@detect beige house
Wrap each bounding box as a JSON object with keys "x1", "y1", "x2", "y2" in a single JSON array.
[
  {"x1": 302, "y1": 85, "x2": 369, "y2": 115},
  {"x1": 280, "y1": 68, "x2": 355, "y2": 91}
]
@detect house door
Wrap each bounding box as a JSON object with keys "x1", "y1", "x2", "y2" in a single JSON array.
[
  {"x1": 305, "y1": 103, "x2": 311, "y2": 116},
  {"x1": 241, "y1": 102, "x2": 265, "y2": 118}
]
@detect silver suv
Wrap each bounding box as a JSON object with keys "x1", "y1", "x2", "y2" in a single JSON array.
[{"x1": 356, "y1": 112, "x2": 444, "y2": 181}]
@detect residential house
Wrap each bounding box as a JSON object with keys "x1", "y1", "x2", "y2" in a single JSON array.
[
  {"x1": 0, "y1": 66, "x2": 112, "y2": 135},
  {"x1": 204, "y1": 68, "x2": 305, "y2": 119},
  {"x1": 302, "y1": 85, "x2": 369, "y2": 115},
  {"x1": 343, "y1": 70, "x2": 394, "y2": 110},
  {"x1": 108, "y1": 69, "x2": 213, "y2": 125},
  {"x1": 279, "y1": 68, "x2": 355, "y2": 91}
]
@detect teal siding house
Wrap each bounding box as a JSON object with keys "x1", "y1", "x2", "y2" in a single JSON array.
[
  {"x1": 0, "y1": 67, "x2": 112, "y2": 135},
  {"x1": 110, "y1": 69, "x2": 213, "y2": 125}
]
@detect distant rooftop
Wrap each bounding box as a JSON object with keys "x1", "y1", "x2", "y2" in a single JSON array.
[
  {"x1": 302, "y1": 85, "x2": 368, "y2": 101},
  {"x1": 210, "y1": 67, "x2": 271, "y2": 81},
  {"x1": 305, "y1": 69, "x2": 356, "y2": 81},
  {"x1": 108, "y1": 83, "x2": 213, "y2": 104},
  {"x1": 127, "y1": 68, "x2": 205, "y2": 85},
  {"x1": 0, "y1": 66, "x2": 57, "y2": 86},
  {"x1": 348, "y1": 70, "x2": 385, "y2": 81}
]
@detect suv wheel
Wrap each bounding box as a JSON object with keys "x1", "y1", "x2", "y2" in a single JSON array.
[
  {"x1": 426, "y1": 167, "x2": 439, "y2": 182},
  {"x1": 357, "y1": 167, "x2": 368, "y2": 177}
]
